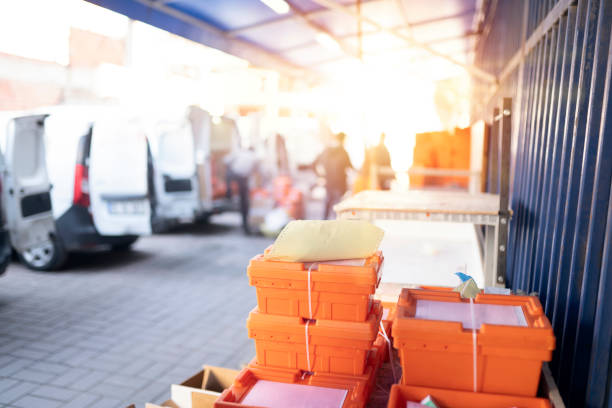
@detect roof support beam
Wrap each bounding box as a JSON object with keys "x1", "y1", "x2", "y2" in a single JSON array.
[
  {"x1": 84, "y1": 0, "x2": 313, "y2": 80},
  {"x1": 281, "y1": 30, "x2": 479, "y2": 54},
  {"x1": 308, "y1": 0, "x2": 496, "y2": 83},
  {"x1": 310, "y1": 45, "x2": 472, "y2": 68}
]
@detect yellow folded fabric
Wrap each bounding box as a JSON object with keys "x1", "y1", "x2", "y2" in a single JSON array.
[{"x1": 264, "y1": 220, "x2": 384, "y2": 262}]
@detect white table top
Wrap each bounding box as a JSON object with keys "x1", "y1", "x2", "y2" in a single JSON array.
[{"x1": 334, "y1": 190, "x2": 502, "y2": 216}]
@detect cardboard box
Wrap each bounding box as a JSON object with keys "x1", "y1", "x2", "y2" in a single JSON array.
[{"x1": 147, "y1": 366, "x2": 239, "y2": 408}]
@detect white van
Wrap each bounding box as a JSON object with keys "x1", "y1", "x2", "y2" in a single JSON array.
[
  {"x1": 147, "y1": 116, "x2": 199, "y2": 231},
  {"x1": 42, "y1": 107, "x2": 151, "y2": 267},
  {"x1": 0, "y1": 113, "x2": 59, "y2": 270}
]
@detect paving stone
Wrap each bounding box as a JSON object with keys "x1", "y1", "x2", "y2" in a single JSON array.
[
  {"x1": 0, "y1": 359, "x2": 33, "y2": 377},
  {"x1": 11, "y1": 395, "x2": 62, "y2": 408},
  {"x1": 119, "y1": 357, "x2": 155, "y2": 377},
  {"x1": 61, "y1": 393, "x2": 101, "y2": 408},
  {"x1": 0, "y1": 354, "x2": 16, "y2": 369},
  {"x1": 79, "y1": 357, "x2": 125, "y2": 373},
  {"x1": 49, "y1": 367, "x2": 90, "y2": 387},
  {"x1": 11, "y1": 368, "x2": 56, "y2": 384},
  {"x1": 104, "y1": 374, "x2": 150, "y2": 390},
  {"x1": 27, "y1": 341, "x2": 64, "y2": 354},
  {"x1": 64, "y1": 349, "x2": 100, "y2": 367},
  {"x1": 0, "y1": 382, "x2": 38, "y2": 404},
  {"x1": 23, "y1": 361, "x2": 69, "y2": 375},
  {"x1": 0, "y1": 342, "x2": 22, "y2": 354},
  {"x1": 89, "y1": 382, "x2": 135, "y2": 400},
  {"x1": 31, "y1": 385, "x2": 79, "y2": 401},
  {"x1": 88, "y1": 398, "x2": 123, "y2": 408},
  {"x1": 9, "y1": 347, "x2": 50, "y2": 361},
  {"x1": 45, "y1": 347, "x2": 78, "y2": 364},
  {"x1": 67, "y1": 370, "x2": 111, "y2": 392},
  {"x1": 137, "y1": 361, "x2": 177, "y2": 380},
  {"x1": 125, "y1": 380, "x2": 169, "y2": 405},
  {"x1": 0, "y1": 378, "x2": 19, "y2": 394}
]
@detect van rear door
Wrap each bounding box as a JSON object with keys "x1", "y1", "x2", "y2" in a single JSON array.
[
  {"x1": 88, "y1": 115, "x2": 151, "y2": 236},
  {"x1": 188, "y1": 107, "x2": 213, "y2": 210},
  {"x1": 189, "y1": 107, "x2": 236, "y2": 214},
  {"x1": 2, "y1": 115, "x2": 56, "y2": 253},
  {"x1": 156, "y1": 120, "x2": 197, "y2": 192},
  {"x1": 153, "y1": 120, "x2": 199, "y2": 219}
]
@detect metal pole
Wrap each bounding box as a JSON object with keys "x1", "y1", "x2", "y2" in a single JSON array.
[{"x1": 497, "y1": 98, "x2": 512, "y2": 286}]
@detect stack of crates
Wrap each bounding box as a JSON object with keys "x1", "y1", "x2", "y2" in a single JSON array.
[
  {"x1": 388, "y1": 288, "x2": 556, "y2": 408},
  {"x1": 216, "y1": 250, "x2": 385, "y2": 408}
]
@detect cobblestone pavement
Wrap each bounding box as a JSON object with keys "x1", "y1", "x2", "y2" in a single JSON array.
[{"x1": 0, "y1": 214, "x2": 272, "y2": 408}]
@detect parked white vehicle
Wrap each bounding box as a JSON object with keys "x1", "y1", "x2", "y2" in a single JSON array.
[
  {"x1": 40, "y1": 107, "x2": 151, "y2": 268},
  {"x1": 147, "y1": 115, "x2": 200, "y2": 231},
  {"x1": 0, "y1": 113, "x2": 59, "y2": 270}
]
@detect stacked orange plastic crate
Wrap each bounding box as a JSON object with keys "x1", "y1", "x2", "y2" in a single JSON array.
[
  {"x1": 388, "y1": 287, "x2": 556, "y2": 408},
  {"x1": 216, "y1": 251, "x2": 386, "y2": 408}
]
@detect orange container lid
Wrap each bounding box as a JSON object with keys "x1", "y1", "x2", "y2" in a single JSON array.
[
  {"x1": 215, "y1": 357, "x2": 376, "y2": 408},
  {"x1": 393, "y1": 289, "x2": 555, "y2": 352},
  {"x1": 387, "y1": 384, "x2": 552, "y2": 408},
  {"x1": 248, "y1": 301, "x2": 382, "y2": 343},
  {"x1": 247, "y1": 250, "x2": 384, "y2": 291}
]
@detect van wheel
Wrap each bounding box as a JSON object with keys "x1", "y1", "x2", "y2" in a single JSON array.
[
  {"x1": 19, "y1": 237, "x2": 67, "y2": 271},
  {"x1": 111, "y1": 237, "x2": 138, "y2": 251}
]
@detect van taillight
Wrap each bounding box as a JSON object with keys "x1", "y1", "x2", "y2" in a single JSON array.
[{"x1": 73, "y1": 164, "x2": 90, "y2": 207}]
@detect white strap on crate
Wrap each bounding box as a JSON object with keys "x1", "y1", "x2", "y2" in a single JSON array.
[
  {"x1": 378, "y1": 320, "x2": 397, "y2": 383},
  {"x1": 307, "y1": 263, "x2": 315, "y2": 319},
  {"x1": 304, "y1": 263, "x2": 317, "y2": 374},
  {"x1": 305, "y1": 320, "x2": 312, "y2": 372},
  {"x1": 469, "y1": 297, "x2": 478, "y2": 392}
]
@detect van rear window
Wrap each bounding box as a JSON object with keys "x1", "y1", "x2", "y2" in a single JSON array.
[
  {"x1": 164, "y1": 178, "x2": 192, "y2": 193},
  {"x1": 21, "y1": 192, "x2": 52, "y2": 217},
  {"x1": 76, "y1": 127, "x2": 92, "y2": 165}
]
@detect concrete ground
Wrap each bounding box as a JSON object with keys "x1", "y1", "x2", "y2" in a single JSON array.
[{"x1": 0, "y1": 213, "x2": 272, "y2": 408}]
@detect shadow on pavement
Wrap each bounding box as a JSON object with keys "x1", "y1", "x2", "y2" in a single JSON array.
[
  {"x1": 59, "y1": 248, "x2": 154, "y2": 271},
  {"x1": 161, "y1": 220, "x2": 236, "y2": 236}
]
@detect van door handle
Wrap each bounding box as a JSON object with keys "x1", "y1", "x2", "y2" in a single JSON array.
[
  {"x1": 8, "y1": 189, "x2": 13, "y2": 195},
  {"x1": 19, "y1": 188, "x2": 24, "y2": 194}
]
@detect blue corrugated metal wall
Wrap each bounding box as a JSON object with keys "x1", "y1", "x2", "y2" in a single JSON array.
[{"x1": 474, "y1": 1, "x2": 612, "y2": 406}]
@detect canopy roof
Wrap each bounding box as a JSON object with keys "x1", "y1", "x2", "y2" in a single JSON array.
[{"x1": 85, "y1": 0, "x2": 491, "y2": 82}]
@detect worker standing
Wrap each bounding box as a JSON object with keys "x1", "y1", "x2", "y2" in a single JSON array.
[
  {"x1": 315, "y1": 132, "x2": 353, "y2": 219},
  {"x1": 371, "y1": 132, "x2": 392, "y2": 190},
  {"x1": 225, "y1": 146, "x2": 259, "y2": 234}
]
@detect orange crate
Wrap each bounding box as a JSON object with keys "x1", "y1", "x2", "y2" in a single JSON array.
[
  {"x1": 397, "y1": 286, "x2": 470, "y2": 307},
  {"x1": 380, "y1": 300, "x2": 396, "y2": 335},
  {"x1": 387, "y1": 384, "x2": 551, "y2": 408},
  {"x1": 247, "y1": 251, "x2": 383, "y2": 322},
  {"x1": 371, "y1": 332, "x2": 389, "y2": 366},
  {"x1": 392, "y1": 289, "x2": 555, "y2": 397},
  {"x1": 247, "y1": 301, "x2": 382, "y2": 376},
  {"x1": 215, "y1": 357, "x2": 378, "y2": 408}
]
